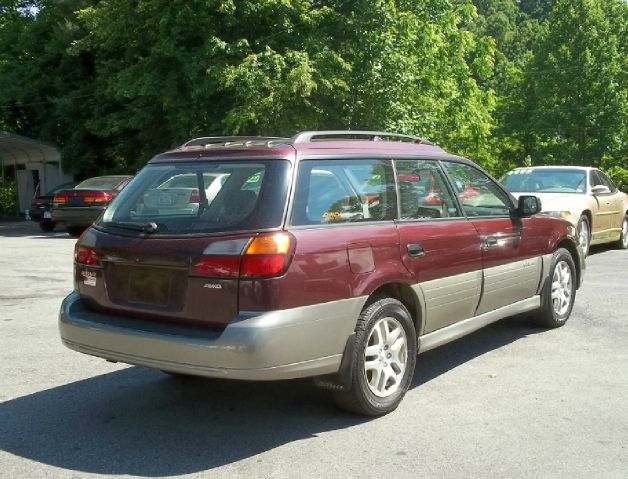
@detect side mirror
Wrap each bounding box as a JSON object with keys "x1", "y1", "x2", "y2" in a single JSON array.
[
  {"x1": 591, "y1": 185, "x2": 610, "y2": 195},
  {"x1": 517, "y1": 195, "x2": 541, "y2": 217}
]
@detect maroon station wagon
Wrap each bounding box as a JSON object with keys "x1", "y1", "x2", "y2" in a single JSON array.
[{"x1": 59, "y1": 131, "x2": 585, "y2": 416}]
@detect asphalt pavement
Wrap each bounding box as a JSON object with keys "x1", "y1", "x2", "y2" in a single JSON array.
[{"x1": 0, "y1": 220, "x2": 626, "y2": 479}]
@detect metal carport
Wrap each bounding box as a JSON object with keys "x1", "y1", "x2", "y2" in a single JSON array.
[{"x1": 0, "y1": 131, "x2": 73, "y2": 214}]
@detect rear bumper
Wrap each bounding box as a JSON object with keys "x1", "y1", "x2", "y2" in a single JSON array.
[
  {"x1": 52, "y1": 207, "x2": 105, "y2": 226},
  {"x1": 59, "y1": 291, "x2": 363, "y2": 380}
]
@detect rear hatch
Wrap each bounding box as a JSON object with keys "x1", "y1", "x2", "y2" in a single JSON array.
[{"x1": 74, "y1": 158, "x2": 292, "y2": 328}]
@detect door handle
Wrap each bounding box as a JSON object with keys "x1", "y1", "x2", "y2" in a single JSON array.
[
  {"x1": 407, "y1": 243, "x2": 425, "y2": 257},
  {"x1": 485, "y1": 236, "x2": 498, "y2": 248}
]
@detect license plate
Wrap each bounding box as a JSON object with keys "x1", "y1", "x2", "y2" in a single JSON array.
[
  {"x1": 158, "y1": 194, "x2": 173, "y2": 205},
  {"x1": 43, "y1": 211, "x2": 52, "y2": 219}
]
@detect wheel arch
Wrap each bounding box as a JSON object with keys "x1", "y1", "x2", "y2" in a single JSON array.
[
  {"x1": 557, "y1": 238, "x2": 582, "y2": 289},
  {"x1": 364, "y1": 281, "x2": 424, "y2": 335},
  {"x1": 580, "y1": 209, "x2": 592, "y2": 227}
]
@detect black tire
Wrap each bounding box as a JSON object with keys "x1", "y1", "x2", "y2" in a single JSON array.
[
  {"x1": 333, "y1": 298, "x2": 417, "y2": 416},
  {"x1": 616, "y1": 214, "x2": 628, "y2": 250},
  {"x1": 577, "y1": 215, "x2": 590, "y2": 257},
  {"x1": 66, "y1": 226, "x2": 84, "y2": 237},
  {"x1": 531, "y1": 248, "x2": 577, "y2": 328},
  {"x1": 39, "y1": 219, "x2": 55, "y2": 232}
]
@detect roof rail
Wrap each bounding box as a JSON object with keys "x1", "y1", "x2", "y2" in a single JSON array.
[
  {"x1": 182, "y1": 136, "x2": 288, "y2": 148},
  {"x1": 291, "y1": 130, "x2": 432, "y2": 144}
]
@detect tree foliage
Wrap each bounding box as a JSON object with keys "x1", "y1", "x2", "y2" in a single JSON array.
[{"x1": 0, "y1": 0, "x2": 625, "y2": 183}]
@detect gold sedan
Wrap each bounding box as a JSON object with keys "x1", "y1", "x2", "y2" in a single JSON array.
[{"x1": 502, "y1": 166, "x2": 628, "y2": 257}]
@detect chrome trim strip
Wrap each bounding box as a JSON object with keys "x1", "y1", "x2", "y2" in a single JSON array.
[{"x1": 419, "y1": 296, "x2": 541, "y2": 353}]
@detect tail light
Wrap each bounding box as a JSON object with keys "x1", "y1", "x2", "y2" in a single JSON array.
[
  {"x1": 193, "y1": 233, "x2": 295, "y2": 279},
  {"x1": 53, "y1": 193, "x2": 68, "y2": 205},
  {"x1": 31, "y1": 199, "x2": 43, "y2": 206},
  {"x1": 83, "y1": 192, "x2": 113, "y2": 203},
  {"x1": 53, "y1": 191, "x2": 113, "y2": 204},
  {"x1": 240, "y1": 233, "x2": 293, "y2": 277},
  {"x1": 189, "y1": 189, "x2": 200, "y2": 203},
  {"x1": 75, "y1": 245, "x2": 100, "y2": 266}
]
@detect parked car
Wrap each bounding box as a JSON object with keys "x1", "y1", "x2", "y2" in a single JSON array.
[
  {"x1": 501, "y1": 166, "x2": 628, "y2": 256},
  {"x1": 59, "y1": 131, "x2": 585, "y2": 416},
  {"x1": 28, "y1": 181, "x2": 77, "y2": 232},
  {"x1": 52, "y1": 175, "x2": 133, "y2": 236}
]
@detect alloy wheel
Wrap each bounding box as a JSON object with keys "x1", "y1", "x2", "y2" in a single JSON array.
[
  {"x1": 578, "y1": 220, "x2": 589, "y2": 256},
  {"x1": 363, "y1": 316, "x2": 408, "y2": 398},
  {"x1": 551, "y1": 260, "x2": 573, "y2": 317}
]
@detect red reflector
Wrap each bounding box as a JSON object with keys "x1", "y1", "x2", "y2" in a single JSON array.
[
  {"x1": 75, "y1": 246, "x2": 100, "y2": 266},
  {"x1": 194, "y1": 256, "x2": 240, "y2": 277},
  {"x1": 240, "y1": 254, "x2": 287, "y2": 277}
]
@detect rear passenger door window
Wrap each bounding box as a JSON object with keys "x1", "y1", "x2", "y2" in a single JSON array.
[
  {"x1": 395, "y1": 160, "x2": 461, "y2": 219},
  {"x1": 443, "y1": 162, "x2": 513, "y2": 217},
  {"x1": 292, "y1": 159, "x2": 397, "y2": 226}
]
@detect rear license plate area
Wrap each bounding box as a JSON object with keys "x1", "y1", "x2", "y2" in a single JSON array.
[{"x1": 108, "y1": 264, "x2": 187, "y2": 310}]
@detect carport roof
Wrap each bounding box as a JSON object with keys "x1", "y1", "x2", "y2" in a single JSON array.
[{"x1": 0, "y1": 130, "x2": 60, "y2": 165}]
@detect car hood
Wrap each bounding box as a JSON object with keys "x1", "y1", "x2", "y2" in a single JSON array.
[{"x1": 510, "y1": 192, "x2": 585, "y2": 211}]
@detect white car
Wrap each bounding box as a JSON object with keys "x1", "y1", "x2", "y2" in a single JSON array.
[{"x1": 501, "y1": 166, "x2": 628, "y2": 256}]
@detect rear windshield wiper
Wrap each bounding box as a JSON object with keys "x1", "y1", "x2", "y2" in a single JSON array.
[{"x1": 106, "y1": 221, "x2": 158, "y2": 233}]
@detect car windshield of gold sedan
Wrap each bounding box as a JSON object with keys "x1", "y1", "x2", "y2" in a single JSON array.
[{"x1": 501, "y1": 169, "x2": 586, "y2": 194}]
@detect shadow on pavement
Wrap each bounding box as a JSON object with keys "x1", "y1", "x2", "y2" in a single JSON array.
[
  {"x1": 0, "y1": 221, "x2": 75, "y2": 239},
  {"x1": 0, "y1": 317, "x2": 540, "y2": 476}
]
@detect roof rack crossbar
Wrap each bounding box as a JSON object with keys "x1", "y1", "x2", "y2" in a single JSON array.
[
  {"x1": 183, "y1": 136, "x2": 287, "y2": 147},
  {"x1": 291, "y1": 130, "x2": 428, "y2": 144}
]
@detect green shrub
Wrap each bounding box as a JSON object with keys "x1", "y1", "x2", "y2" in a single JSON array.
[
  {"x1": 0, "y1": 181, "x2": 17, "y2": 216},
  {"x1": 606, "y1": 166, "x2": 628, "y2": 192}
]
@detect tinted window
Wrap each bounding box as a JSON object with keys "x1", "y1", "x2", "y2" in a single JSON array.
[
  {"x1": 292, "y1": 159, "x2": 397, "y2": 225},
  {"x1": 395, "y1": 159, "x2": 461, "y2": 219},
  {"x1": 593, "y1": 170, "x2": 616, "y2": 192},
  {"x1": 99, "y1": 161, "x2": 290, "y2": 235},
  {"x1": 501, "y1": 168, "x2": 586, "y2": 193},
  {"x1": 76, "y1": 176, "x2": 128, "y2": 190},
  {"x1": 445, "y1": 162, "x2": 512, "y2": 217}
]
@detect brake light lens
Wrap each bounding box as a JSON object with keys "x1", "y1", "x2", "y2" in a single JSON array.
[
  {"x1": 193, "y1": 233, "x2": 295, "y2": 278},
  {"x1": 31, "y1": 199, "x2": 43, "y2": 206},
  {"x1": 53, "y1": 193, "x2": 68, "y2": 205},
  {"x1": 189, "y1": 189, "x2": 200, "y2": 203},
  {"x1": 194, "y1": 256, "x2": 240, "y2": 277},
  {"x1": 75, "y1": 245, "x2": 100, "y2": 266},
  {"x1": 53, "y1": 191, "x2": 112, "y2": 204},
  {"x1": 83, "y1": 192, "x2": 113, "y2": 203},
  {"x1": 241, "y1": 233, "x2": 294, "y2": 277}
]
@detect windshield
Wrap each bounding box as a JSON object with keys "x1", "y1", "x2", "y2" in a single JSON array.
[
  {"x1": 76, "y1": 176, "x2": 128, "y2": 190},
  {"x1": 500, "y1": 169, "x2": 586, "y2": 193},
  {"x1": 98, "y1": 160, "x2": 291, "y2": 235}
]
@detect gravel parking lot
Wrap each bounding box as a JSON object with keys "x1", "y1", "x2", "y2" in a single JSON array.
[{"x1": 1, "y1": 220, "x2": 627, "y2": 479}]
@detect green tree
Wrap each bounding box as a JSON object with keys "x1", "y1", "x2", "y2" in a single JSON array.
[
  {"x1": 1, "y1": 0, "x2": 496, "y2": 174},
  {"x1": 526, "y1": 0, "x2": 627, "y2": 167}
]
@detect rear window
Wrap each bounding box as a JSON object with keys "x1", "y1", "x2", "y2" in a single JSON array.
[
  {"x1": 99, "y1": 161, "x2": 290, "y2": 235},
  {"x1": 75, "y1": 176, "x2": 128, "y2": 190}
]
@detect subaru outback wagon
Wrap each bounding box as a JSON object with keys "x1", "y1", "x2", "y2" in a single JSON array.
[{"x1": 60, "y1": 131, "x2": 584, "y2": 416}]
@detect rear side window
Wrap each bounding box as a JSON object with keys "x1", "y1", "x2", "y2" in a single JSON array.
[
  {"x1": 396, "y1": 159, "x2": 461, "y2": 219},
  {"x1": 99, "y1": 160, "x2": 290, "y2": 235},
  {"x1": 292, "y1": 159, "x2": 397, "y2": 225}
]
